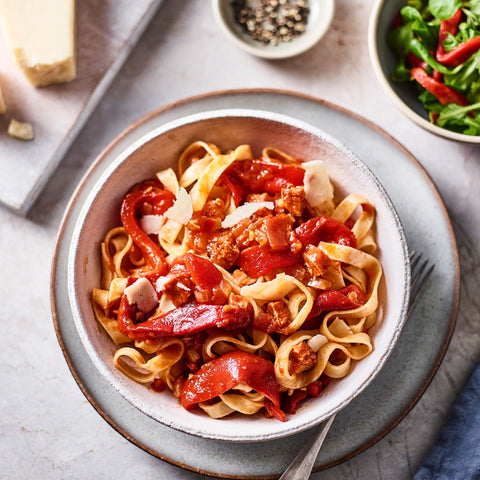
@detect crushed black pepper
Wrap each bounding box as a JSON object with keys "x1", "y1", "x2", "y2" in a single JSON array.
[{"x1": 232, "y1": 0, "x2": 310, "y2": 46}]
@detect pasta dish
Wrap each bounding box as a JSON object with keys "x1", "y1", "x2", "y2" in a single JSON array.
[{"x1": 92, "y1": 142, "x2": 382, "y2": 421}]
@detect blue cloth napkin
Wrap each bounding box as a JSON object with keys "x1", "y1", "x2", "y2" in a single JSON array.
[{"x1": 413, "y1": 361, "x2": 480, "y2": 480}]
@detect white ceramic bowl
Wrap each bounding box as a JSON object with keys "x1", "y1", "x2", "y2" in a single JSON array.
[
  {"x1": 67, "y1": 109, "x2": 410, "y2": 442},
  {"x1": 212, "y1": 0, "x2": 334, "y2": 59},
  {"x1": 368, "y1": 0, "x2": 480, "y2": 143}
]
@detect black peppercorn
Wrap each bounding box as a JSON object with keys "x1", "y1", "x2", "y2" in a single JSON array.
[{"x1": 232, "y1": 0, "x2": 310, "y2": 46}]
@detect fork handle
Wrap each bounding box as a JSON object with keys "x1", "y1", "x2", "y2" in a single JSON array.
[{"x1": 279, "y1": 414, "x2": 336, "y2": 480}]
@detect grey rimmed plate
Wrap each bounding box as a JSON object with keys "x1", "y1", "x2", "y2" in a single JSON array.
[{"x1": 51, "y1": 89, "x2": 458, "y2": 478}]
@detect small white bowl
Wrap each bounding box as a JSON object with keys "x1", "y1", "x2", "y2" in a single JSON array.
[
  {"x1": 67, "y1": 109, "x2": 410, "y2": 442},
  {"x1": 212, "y1": 0, "x2": 334, "y2": 59},
  {"x1": 368, "y1": 0, "x2": 480, "y2": 143}
]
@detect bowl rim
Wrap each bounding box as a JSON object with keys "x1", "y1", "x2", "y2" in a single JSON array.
[
  {"x1": 211, "y1": 0, "x2": 335, "y2": 59},
  {"x1": 368, "y1": 0, "x2": 480, "y2": 144},
  {"x1": 67, "y1": 108, "x2": 411, "y2": 442}
]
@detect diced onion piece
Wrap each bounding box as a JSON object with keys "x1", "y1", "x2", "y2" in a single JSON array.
[
  {"x1": 124, "y1": 277, "x2": 158, "y2": 312},
  {"x1": 303, "y1": 160, "x2": 334, "y2": 208},
  {"x1": 139, "y1": 214, "x2": 165, "y2": 235},
  {"x1": 156, "y1": 168, "x2": 179, "y2": 195},
  {"x1": 221, "y1": 201, "x2": 274, "y2": 228},
  {"x1": 307, "y1": 334, "x2": 328, "y2": 352},
  {"x1": 165, "y1": 187, "x2": 193, "y2": 224}
]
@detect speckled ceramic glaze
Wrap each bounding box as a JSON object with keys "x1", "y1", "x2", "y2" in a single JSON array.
[
  {"x1": 67, "y1": 108, "x2": 410, "y2": 443},
  {"x1": 368, "y1": 0, "x2": 480, "y2": 143},
  {"x1": 211, "y1": 0, "x2": 335, "y2": 59}
]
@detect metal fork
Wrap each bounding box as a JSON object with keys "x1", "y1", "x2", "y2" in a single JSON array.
[{"x1": 279, "y1": 251, "x2": 434, "y2": 480}]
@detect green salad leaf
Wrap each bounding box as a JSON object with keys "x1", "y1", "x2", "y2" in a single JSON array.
[
  {"x1": 429, "y1": 0, "x2": 462, "y2": 20},
  {"x1": 401, "y1": 6, "x2": 439, "y2": 50}
]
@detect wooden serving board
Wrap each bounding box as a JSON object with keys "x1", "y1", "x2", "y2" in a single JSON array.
[{"x1": 0, "y1": 0, "x2": 163, "y2": 214}]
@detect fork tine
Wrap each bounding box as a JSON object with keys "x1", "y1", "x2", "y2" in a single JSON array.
[
  {"x1": 409, "y1": 250, "x2": 420, "y2": 270},
  {"x1": 408, "y1": 251, "x2": 434, "y2": 314}
]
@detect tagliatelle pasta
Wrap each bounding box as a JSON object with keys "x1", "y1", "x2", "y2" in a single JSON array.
[{"x1": 91, "y1": 141, "x2": 383, "y2": 421}]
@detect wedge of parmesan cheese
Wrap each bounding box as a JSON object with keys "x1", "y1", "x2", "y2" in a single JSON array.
[{"x1": 0, "y1": 0, "x2": 76, "y2": 87}]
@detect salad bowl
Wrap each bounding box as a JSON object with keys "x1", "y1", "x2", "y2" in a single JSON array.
[
  {"x1": 369, "y1": 0, "x2": 480, "y2": 143},
  {"x1": 67, "y1": 109, "x2": 410, "y2": 442}
]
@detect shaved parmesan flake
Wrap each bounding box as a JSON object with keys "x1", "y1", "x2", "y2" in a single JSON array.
[
  {"x1": 165, "y1": 187, "x2": 193, "y2": 225},
  {"x1": 307, "y1": 334, "x2": 328, "y2": 352},
  {"x1": 155, "y1": 275, "x2": 170, "y2": 292},
  {"x1": 221, "y1": 201, "x2": 274, "y2": 228},
  {"x1": 303, "y1": 160, "x2": 334, "y2": 208},
  {"x1": 158, "y1": 294, "x2": 176, "y2": 315},
  {"x1": 124, "y1": 278, "x2": 159, "y2": 312},
  {"x1": 139, "y1": 215, "x2": 165, "y2": 235}
]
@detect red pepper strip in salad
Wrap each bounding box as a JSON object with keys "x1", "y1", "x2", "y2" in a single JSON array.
[
  {"x1": 237, "y1": 245, "x2": 301, "y2": 278},
  {"x1": 294, "y1": 216, "x2": 358, "y2": 249},
  {"x1": 410, "y1": 67, "x2": 470, "y2": 106},
  {"x1": 180, "y1": 350, "x2": 285, "y2": 421},
  {"x1": 171, "y1": 252, "x2": 223, "y2": 290},
  {"x1": 222, "y1": 159, "x2": 305, "y2": 197},
  {"x1": 118, "y1": 298, "x2": 252, "y2": 341},
  {"x1": 407, "y1": 52, "x2": 427, "y2": 69},
  {"x1": 121, "y1": 187, "x2": 175, "y2": 277},
  {"x1": 436, "y1": 8, "x2": 462, "y2": 58},
  {"x1": 437, "y1": 36, "x2": 480, "y2": 67}
]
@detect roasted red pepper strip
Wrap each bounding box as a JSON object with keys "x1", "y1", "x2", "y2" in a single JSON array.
[
  {"x1": 302, "y1": 285, "x2": 368, "y2": 329},
  {"x1": 220, "y1": 174, "x2": 245, "y2": 207},
  {"x1": 281, "y1": 389, "x2": 308, "y2": 415},
  {"x1": 437, "y1": 36, "x2": 480, "y2": 67},
  {"x1": 309, "y1": 285, "x2": 368, "y2": 319},
  {"x1": 118, "y1": 298, "x2": 252, "y2": 341},
  {"x1": 121, "y1": 186, "x2": 175, "y2": 276},
  {"x1": 295, "y1": 216, "x2": 357, "y2": 249},
  {"x1": 281, "y1": 376, "x2": 329, "y2": 414},
  {"x1": 436, "y1": 8, "x2": 462, "y2": 58},
  {"x1": 180, "y1": 350, "x2": 284, "y2": 421},
  {"x1": 222, "y1": 159, "x2": 305, "y2": 198},
  {"x1": 237, "y1": 245, "x2": 300, "y2": 278},
  {"x1": 410, "y1": 67, "x2": 470, "y2": 106},
  {"x1": 171, "y1": 253, "x2": 222, "y2": 290}
]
